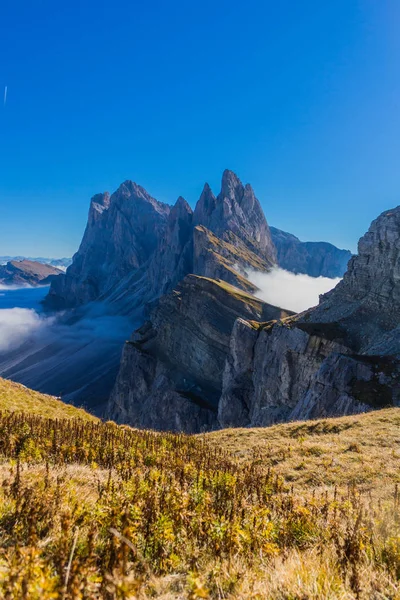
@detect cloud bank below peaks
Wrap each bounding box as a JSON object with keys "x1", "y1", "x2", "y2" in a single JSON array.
[
  {"x1": 248, "y1": 267, "x2": 341, "y2": 313},
  {"x1": 0, "y1": 308, "x2": 55, "y2": 353}
]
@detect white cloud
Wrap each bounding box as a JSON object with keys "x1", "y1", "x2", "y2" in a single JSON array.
[
  {"x1": 0, "y1": 284, "x2": 32, "y2": 291},
  {"x1": 248, "y1": 267, "x2": 341, "y2": 313},
  {"x1": 0, "y1": 308, "x2": 55, "y2": 352}
]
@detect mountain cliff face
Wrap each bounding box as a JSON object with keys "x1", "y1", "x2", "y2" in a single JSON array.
[
  {"x1": 46, "y1": 170, "x2": 277, "y2": 313},
  {"x1": 13, "y1": 169, "x2": 396, "y2": 428},
  {"x1": 108, "y1": 275, "x2": 292, "y2": 432},
  {"x1": 219, "y1": 207, "x2": 400, "y2": 428},
  {"x1": 270, "y1": 227, "x2": 352, "y2": 278},
  {"x1": 108, "y1": 204, "x2": 400, "y2": 432},
  {"x1": 45, "y1": 169, "x2": 349, "y2": 316},
  {"x1": 9, "y1": 170, "x2": 276, "y2": 409},
  {"x1": 309, "y1": 206, "x2": 400, "y2": 351},
  {"x1": 46, "y1": 184, "x2": 171, "y2": 309}
]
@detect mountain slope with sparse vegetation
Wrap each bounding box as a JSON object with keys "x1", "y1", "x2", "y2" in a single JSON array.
[
  {"x1": 0, "y1": 382, "x2": 400, "y2": 599},
  {"x1": 0, "y1": 377, "x2": 98, "y2": 421}
]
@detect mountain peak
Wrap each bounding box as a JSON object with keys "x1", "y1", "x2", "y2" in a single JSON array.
[
  {"x1": 173, "y1": 196, "x2": 193, "y2": 216},
  {"x1": 115, "y1": 180, "x2": 149, "y2": 199},
  {"x1": 220, "y1": 169, "x2": 243, "y2": 199},
  {"x1": 193, "y1": 183, "x2": 217, "y2": 225},
  {"x1": 193, "y1": 170, "x2": 276, "y2": 265}
]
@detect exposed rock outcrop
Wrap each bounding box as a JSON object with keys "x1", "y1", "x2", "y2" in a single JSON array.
[
  {"x1": 23, "y1": 171, "x2": 399, "y2": 428},
  {"x1": 148, "y1": 197, "x2": 194, "y2": 297},
  {"x1": 194, "y1": 171, "x2": 276, "y2": 265},
  {"x1": 108, "y1": 275, "x2": 292, "y2": 432},
  {"x1": 308, "y1": 206, "x2": 400, "y2": 352},
  {"x1": 46, "y1": 170, "x2": 277, "y2": 313},
  {"x1": 46, "y1": 185, "x2": 170, "y2": 309},
  {"x1": 111, "y1": 204, "x2": 399, "y2": 433},
  {"x1": 0, "y1": 260, "x2": 63, "y2": 286},
  {"x1": 219, "y1": 207, "x2": 400, "y2": 428},
  {"x1": 192, "y1": 225, "x2": 273, "y2": 293},
  {"x1": 218, "y1": 318, "x2": 350, "y2": 427},
  {"x1": 270, "y1": 226, "x2": 352, "y2": 278}
]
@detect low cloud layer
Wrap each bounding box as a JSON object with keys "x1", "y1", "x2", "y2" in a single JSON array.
[
  {"x1": 0, "y1": 300, "x2": 136, "y2": 406},
  {"x1": 0, "y1": 308, "x2": 55, "y2": 352},
  {"x1": 248, "y1": 267, "x2": 341, "y2": 313}
]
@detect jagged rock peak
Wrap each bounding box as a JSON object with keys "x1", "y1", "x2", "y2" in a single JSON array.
[
  {"x1": 194, "y1": 169, "x2": 276, "y2": 264},
  {"x1": 220, "y1": 169, "x2": 244, "y2": 200},
  {"x1": 172, "y1": 196, "x2": 193, "y2": 217},
  {"x1": 88, "y1": 192, "x2": 111, "y2": 225},
  {"x1": 111, "y1": 180, "x2": 170, "y2": 213},
  {"x1": 46, "y1": 178, "x2": 171, "y2": 309},
  {"x1": 193, "y1": 183, "x2": 217, "y2": 223}
]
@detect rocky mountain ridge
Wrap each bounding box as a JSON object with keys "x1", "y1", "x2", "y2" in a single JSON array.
[
  {"x1": 46, "y1": 170, "x2": 349, "y2": 312},
  {"x1": 218, "y1": 206, "x2": 400, "y2": 428},
  {"x1": 2, "y1": 169, "x2": 370, "y2": 421},
  {"x1": 108, "y1": 275, "x2": 293, "y2": 432},
  {"x1": 270, "y1": 227, "x2": 352, "y2": 278},
  {"x1": 45, "y1": 170, "x2": 279, "y2": 318},
  {"x1": 108, "y1": 204, "x2": 400, "y2": 432}
]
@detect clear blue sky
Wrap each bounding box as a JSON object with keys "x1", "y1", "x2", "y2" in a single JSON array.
[{"x1": 1, "y1": 0, "x2": 399, "y2": 256}]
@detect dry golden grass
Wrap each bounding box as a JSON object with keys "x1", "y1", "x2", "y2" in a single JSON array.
[
  {"x1": 2, "y1": 381, "x2": 400, "y2": 598},
  {"x1": 206, "y1": 408, "x2": 400, "y2": 498},
  {"x1": 0, "y1": 377, "x2": 98, "y2": 421}
]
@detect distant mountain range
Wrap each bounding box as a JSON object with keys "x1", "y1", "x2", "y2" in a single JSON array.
[
  {"x1": 0, "y1": 260, "x2": 64, "y2": 287},
  {"x1": 0, "y1": 256, "x2": 72, "y2": 270},
  {"x1": 270, "y1": 227, "x2": 352, "y2": 278}
]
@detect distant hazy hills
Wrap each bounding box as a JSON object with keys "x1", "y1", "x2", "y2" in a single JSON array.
[
  {"x1": 0, "y1": 260, "x2": 64, "y2": 287},
  {"x1": 0, "y1": 256, "x2": 72, "y2": 270}
]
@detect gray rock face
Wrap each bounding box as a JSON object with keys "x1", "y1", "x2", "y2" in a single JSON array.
[
  {"x1": 309, "y1": 206, "x2": 400, "y2": 351},
  {"x1": 37, "y1": 173, "x2": 399, "y2": 429},
  {"x1": 46, "y1": 184, "x2": 170, "y2": 309},
  {"x1": 290, "y1": 353, "x2": 400, "y2": 420},
  {"x1": 219, "y1": 206, "x2": 400, "y2": 428},
  {"x1": 219, "y1": 319, "x2": 351, "y2": 427},
  {"x1": 270, "y1": 227, "x2": 352, "y2": 278},
  {"x1": 107, "y1": 275, "x2": 292, "y2": 432},
  {"x1": 147, "y1": 197, "x2": 194, "y2": 298},
  {"x1": 114, "y1": 199, "x2": 400, "y2": 432},
  {"x1": 194, "y1": 171, "x2": 276, "y2": 266},
  {"x1": 46, "y1": 170, "x2": 277, "y2": 313},
  {"x1": 192, "y1": 225, "x2": 273, "y2": 293}
]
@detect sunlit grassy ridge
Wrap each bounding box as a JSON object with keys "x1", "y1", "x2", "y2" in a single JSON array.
[
  {"x1": 1, "y1": 387, "x2": 400, "y2": 598},
  {"x1": 206, "y1": 408, "x2": 400, "y2": 496},
  {"x1": 0, "y1": 377, "x2": 98, "y2": 421}
]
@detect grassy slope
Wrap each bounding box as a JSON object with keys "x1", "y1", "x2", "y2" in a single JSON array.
[
  {"x1": 1, "y1": 379, "x2": 400, "y2": 598},
  {"x1": 207, "y1": 408, "x2": 400, "y2": 498},
  {"x1": 0, "y1": 377, "x2": 98, "y2": 421}
]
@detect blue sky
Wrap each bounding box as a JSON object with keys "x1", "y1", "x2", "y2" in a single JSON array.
[{"x1": 1, "y1": 0, "x2": 399, "y2": 256}]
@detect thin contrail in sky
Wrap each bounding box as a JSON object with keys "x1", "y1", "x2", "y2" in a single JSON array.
[{"x1": 3, "y1": 86, "x2": 7, "y2": 106}]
